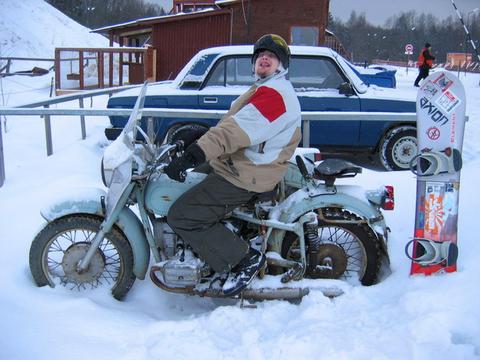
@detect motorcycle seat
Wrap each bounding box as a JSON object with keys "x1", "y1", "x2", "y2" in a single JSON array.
[{"x1": 314, "y1": 158, "x2": 362, "y2": 179}]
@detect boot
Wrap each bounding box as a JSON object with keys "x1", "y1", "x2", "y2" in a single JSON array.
[{"x1": 222, "y1": 248, "x2": 266, "y2": 297}]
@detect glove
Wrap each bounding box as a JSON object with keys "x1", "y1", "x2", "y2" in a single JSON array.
[
  {"x1": 170, "y1": 125, "x2": 208, "y2": 148},
  {"x1": 164, "y1": 143, "x2": 206, "y2": 182}
]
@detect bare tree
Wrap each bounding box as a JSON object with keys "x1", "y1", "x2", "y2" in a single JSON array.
[
  {"x1": 329, "y1": 10, "x2": 479, "y2": 64},
  {"x1": 46, "y1": 0, "x2": 165, "y2": 29}
]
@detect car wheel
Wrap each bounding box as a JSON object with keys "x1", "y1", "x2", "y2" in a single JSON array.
[
  {"x1": 379, "y1": 126, "x2": 417, "y2": 171},
  {"x1": 166, "y1": 124, "x2": 208, "y2": 147}
]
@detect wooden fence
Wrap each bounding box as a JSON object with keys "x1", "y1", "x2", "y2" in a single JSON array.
[{"x1": 54, "y1": 47, "x2": 156, "y2": 95}]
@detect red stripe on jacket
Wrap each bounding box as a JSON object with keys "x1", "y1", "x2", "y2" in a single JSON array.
[{"x1": 249, "y1": 86, "x2": 286, "y2": 122}]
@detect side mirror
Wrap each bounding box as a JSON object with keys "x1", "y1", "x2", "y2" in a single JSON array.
[{"x1": 338, "y1": 82, "x2": 355, "y2": 97}]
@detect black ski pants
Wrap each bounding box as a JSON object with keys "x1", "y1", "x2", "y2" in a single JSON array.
[
  {"x1": 167, "y1": 172, "x2": 256, "y2": 273},
  {"x1": 414, "y1": 66, "x2": 430, "y2": 86}
]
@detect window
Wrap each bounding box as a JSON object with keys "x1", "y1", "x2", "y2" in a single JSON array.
[
  {"x1": 291, "y1": 27, "x2": 319, "y2": 46},
  {"x1": 206, "y1": 60, "x2": 225, "y2": 87},
  {"x1": 289, "y1": 56, "x2": 346, "y2": 90},
  {"x1": 204, "y1": 56, "x2": 254, "y2": 87},
  {"x1": 180, "y1": 53, "x2": 219, "y2": 89}
]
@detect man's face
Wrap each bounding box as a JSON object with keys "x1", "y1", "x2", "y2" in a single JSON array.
[{"x1": 254, "y1": 50, "x2": 280, "y2": 78}]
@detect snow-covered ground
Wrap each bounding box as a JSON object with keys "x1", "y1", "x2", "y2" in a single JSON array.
[{"x1": 1, "y1": 1, "x2": 480, "y2": 359}]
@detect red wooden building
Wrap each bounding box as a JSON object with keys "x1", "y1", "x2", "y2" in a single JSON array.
[{"x1": 92, "y1": 0, "x2": 332, "y2": 82}]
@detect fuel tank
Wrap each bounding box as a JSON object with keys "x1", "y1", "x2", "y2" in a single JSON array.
[{"x1": 144, "y1": 171, "x2": 207, "y2": 216}]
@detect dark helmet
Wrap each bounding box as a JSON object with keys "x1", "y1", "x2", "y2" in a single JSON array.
[
  {"x1": 252, "y1": 34, "x2": 291, "y2": 69},
  {"x1": 425, "y1": 42, "x2": 431, "y2": 48}
]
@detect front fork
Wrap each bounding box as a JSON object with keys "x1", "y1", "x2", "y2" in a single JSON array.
[{"x1": 76, "y1": 183, "x2": 135, "y2": 273}]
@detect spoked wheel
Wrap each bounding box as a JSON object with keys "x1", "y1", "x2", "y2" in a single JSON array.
[
  {"x1": 29, "y1": 215, "x2": 136, "y2": 300},
  {"x1": 281, "y1": 209, "x2": 381, "y2": 285}
]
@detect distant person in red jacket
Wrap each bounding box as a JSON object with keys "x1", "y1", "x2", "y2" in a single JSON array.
[{"x1": 414, "y1": 43, "x2": 435, "y2": 87}]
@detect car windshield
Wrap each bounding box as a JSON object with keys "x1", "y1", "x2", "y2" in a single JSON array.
[
  {"x1": 179, "y1": 53, "x2": 220, "y2": 89},
  {"x1": 332, "y1": 53, "x2": 368, "y2": 93}
]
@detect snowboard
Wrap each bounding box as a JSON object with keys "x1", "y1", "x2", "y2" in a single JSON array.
[{"x1": 406, "y1": 71, "x2": 466, "y2": 275}]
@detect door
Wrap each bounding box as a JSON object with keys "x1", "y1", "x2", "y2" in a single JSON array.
[
  {"x1": 291, "y1": 56, "x2": 361, "y2": 147},
  {"x1": 198, "y1": 56, "x2": 253, "y2": 110}
]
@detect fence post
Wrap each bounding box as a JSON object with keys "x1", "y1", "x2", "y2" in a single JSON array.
[
  {"x1": 54, "y1": 49, "x2": 60, "y2": 94},
  {"x1": 79, "y1": 98, "x2": 86, "y2": 140},
  {"x1": 44, "y1": 105, "x2": 53, "y2": 156},
  {"x1": 302, "y1": 119, "x2": 310, "y2": 147},
  {"x1": 147, "y1": 117, "x2": 155, "y2": 142},
  {"x1": 0, "y1": 118, "x2": 5, "y2": 187}
]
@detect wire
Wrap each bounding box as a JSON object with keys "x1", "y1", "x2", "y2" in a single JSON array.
[{"x1": 241, "y1": 0, "x2": 247, "y2": 25}]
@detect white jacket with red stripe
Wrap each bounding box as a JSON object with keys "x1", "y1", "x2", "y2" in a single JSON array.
[{"x1": 197, "y1": 69, "x2": 302, "y2": 193}]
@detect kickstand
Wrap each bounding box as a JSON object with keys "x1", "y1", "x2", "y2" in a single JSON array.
[{"x1": 239, "y1": 292, "x2": 257, "y2": 309}]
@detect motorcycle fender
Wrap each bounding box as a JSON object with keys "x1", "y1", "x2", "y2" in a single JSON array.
[
  {"x1": 271, "y1": 190, "x2": 388, "y2": 246},
  {"x1": 40, "y1": 189, "x2": 150, "y2": 280},
  {"x1": 277, "y1": 189, "x2": 383, "y2": 222}
]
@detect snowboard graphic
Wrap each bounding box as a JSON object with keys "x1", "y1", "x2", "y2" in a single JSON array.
[{"x1": 406, "y1": 71, "x2": 466, "y2": 275}]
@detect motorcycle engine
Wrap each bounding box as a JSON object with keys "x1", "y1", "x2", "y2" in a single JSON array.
[
  {"x1": 152, "y1": 221, "x2": 204, "y2": 288},
  {"x1": 153, "y1": 221, "x2": 179, "y2": 257},
  {"x1": 159, "y1": 249, "x2": 203, "y2": 288}
]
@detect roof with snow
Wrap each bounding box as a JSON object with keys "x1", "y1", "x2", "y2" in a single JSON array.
[{"x1": 92, "y1": 7, "x2": 222, "y2": 33}]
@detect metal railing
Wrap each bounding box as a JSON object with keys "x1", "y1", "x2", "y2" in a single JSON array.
[
  {"x1": 0, "y1": 87, "x2": 418, "y2": 187},
  {"x1": 0, "y1": 57, "x2": 55, "y2": 75}
]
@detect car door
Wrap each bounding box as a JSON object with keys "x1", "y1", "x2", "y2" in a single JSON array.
[
  {"x1": 291, "y1": 56, "x2": 361, "y2": 147},
  {"x1": 198, "y1": 55, "x2": 253, "y2": 111}
]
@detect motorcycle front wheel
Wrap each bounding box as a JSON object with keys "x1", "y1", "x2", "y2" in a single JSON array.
[
  {"x1": 29, "y1": 214, "x2": 136, "y2": 300},
  {"x1": 281, "y1": 209, "x2": 381, "y2": 286}
]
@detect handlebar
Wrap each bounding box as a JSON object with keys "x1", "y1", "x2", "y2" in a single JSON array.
[
  {"x1": 153, "y1": 141, "x2": 187, "y2": 182},
  {"x1": 156, "y1": 141, "x2": 184, "y2": 161}
]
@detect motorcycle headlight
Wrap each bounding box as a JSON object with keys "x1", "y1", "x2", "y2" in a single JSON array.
[{"x1": 101, "y1": 157, "x2": 114, "y2": 187}]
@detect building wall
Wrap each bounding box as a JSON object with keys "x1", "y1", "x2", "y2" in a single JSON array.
[
  {"x1": 446, "y1": 52, "x2": 472, "y2": 66},
  {"x1": 151, "y1": 12, "x2": 231, "y2": 80},
  {"x1": 109, "y1": 0, "x2": 330, "y2": 81},
  {"x1": 227, "y1": 0, "x2": 329, "y2": 45}
]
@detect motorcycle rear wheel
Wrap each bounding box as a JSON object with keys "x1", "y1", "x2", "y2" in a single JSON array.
[
  {"x1": 281, "y1": 209, "x2": 381, "y2": 285},
  {"x1": 29, "y1": 214, "x2": 136, "y2": 300}
]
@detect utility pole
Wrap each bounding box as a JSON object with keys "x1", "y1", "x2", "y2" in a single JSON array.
[{"x1": 451, "y1": 0, "x2": 480, "y2": 85}]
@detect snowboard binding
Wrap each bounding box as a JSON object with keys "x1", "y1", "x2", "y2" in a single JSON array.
[
  {"x1": 409, "y1": 147, "x2": 462, "y2": 177},
  {"x1": 405, "y1": 238, "x2": 458, "y2": 267}
]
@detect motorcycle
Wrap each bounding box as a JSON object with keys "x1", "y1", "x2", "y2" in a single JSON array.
[{"x1": 29, "y1": 83, "x2": 394, "y2": 303}]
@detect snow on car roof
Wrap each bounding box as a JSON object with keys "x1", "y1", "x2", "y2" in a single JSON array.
[{"x1": 192, "y1": 44, "x2": 340, "y2": 57}]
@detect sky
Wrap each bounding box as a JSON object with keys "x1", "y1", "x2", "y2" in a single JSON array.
[
  {"x1": 1, "y1": 1, "x2": 480, "y2": 359},
  {"x1": 147, "y1": 0, "x2": 480, "y2": 26}
]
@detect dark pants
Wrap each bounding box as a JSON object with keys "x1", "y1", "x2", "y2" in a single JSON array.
[
  {"x1": 167, "y1": 172, "x2": 256, "y2": 273},
  {"x1": 414, "y1": 67, "x2": 430, "y2": 86}
]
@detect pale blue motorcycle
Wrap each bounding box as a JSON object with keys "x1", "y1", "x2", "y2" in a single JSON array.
[{"x1": 29, "y1": 84, "x2": 394, "y2": 302}]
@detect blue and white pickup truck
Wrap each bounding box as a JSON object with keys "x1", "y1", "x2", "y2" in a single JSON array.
[{"x1": 106, "y1": 45, "x2": 417, "y2": 170}]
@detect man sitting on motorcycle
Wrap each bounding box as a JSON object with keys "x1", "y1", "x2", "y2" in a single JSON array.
[{"x1": 165, "y1": 34, "x2": 302, "y2": 297}]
